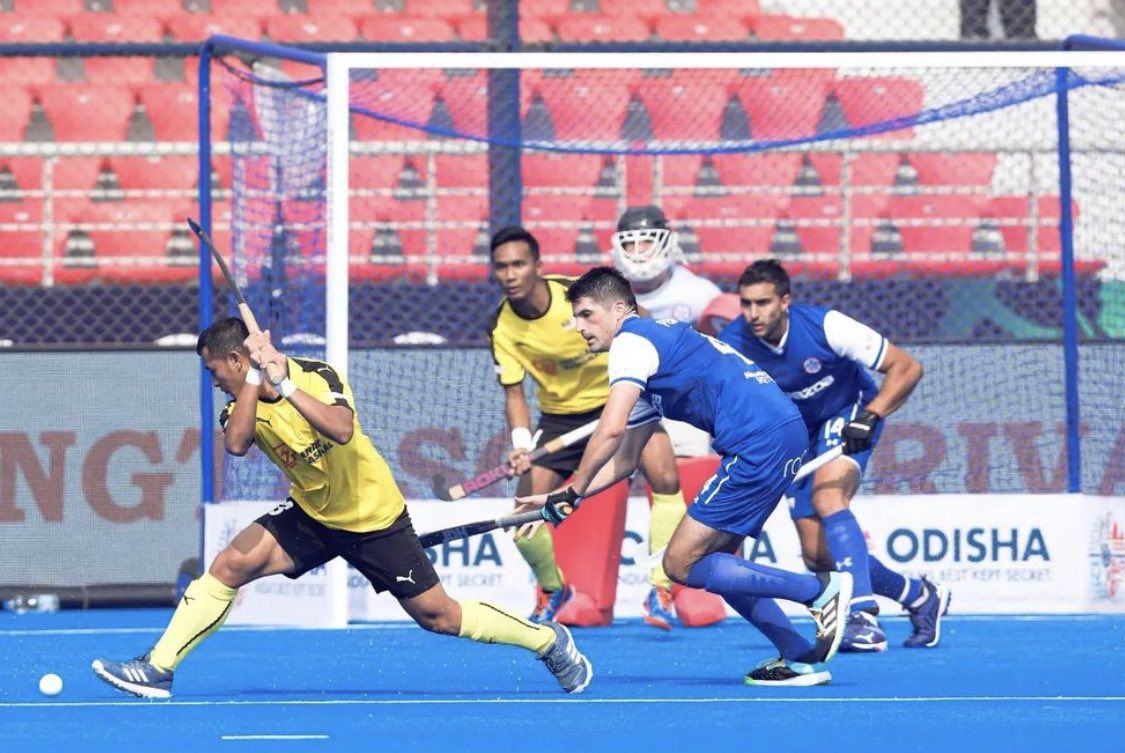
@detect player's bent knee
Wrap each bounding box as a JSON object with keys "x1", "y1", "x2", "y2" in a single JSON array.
[
  {"x1": 661, "y1": 551, "x2": 692, "y2": 586},
  {"x1": 208, "y1": 549, "x2": 262, "y2": 588}
]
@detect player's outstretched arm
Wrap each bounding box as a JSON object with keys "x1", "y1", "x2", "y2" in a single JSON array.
[{"x1": 865, "y1": 342, "x2": 923, "y2": 419}]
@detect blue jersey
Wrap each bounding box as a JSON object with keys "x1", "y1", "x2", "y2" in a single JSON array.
[
  {"x1": 718, "y1": 303, "x2": 885, "y2": 432},
  {"x1": 607, "y1": 317, "x2": 803, "y2": 458}
]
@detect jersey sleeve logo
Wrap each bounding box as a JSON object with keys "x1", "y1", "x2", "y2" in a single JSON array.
[{"x1": 803, "y1": 357, "x2": 823, "y2": 374}]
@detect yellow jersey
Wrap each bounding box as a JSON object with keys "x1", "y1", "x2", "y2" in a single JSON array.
[
  {"x1": 220, "y1": 357, "x2": 405, "y2": 533},
  {"x1": 488, "y1": 276, "x2": 609, "y2": 415}
]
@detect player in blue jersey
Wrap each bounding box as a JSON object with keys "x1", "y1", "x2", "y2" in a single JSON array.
[
  {"x1": 514, "y1": 266, "x2": 855, "y2": 686},
  {"x1": 719, "y1": 260, "x2": 951, "y2": 650}
]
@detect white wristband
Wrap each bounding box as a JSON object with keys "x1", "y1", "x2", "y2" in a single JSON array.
[
  {"x1": 245, "y1": 367, "x2": 262, "y2": 386},
  {"x1": 276, "y1": 379, "x2": 297, "y2": 399},
  {"x1": 511, "y1": 427, "x2": 534, "y2": 451}
]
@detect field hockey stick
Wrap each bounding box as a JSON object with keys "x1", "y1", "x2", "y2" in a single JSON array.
[
  {"x1": 188, "y1": 217, "x2": 284, "y2": 385},
  {"x1": 430, "y1": 418, "x2": 599, "y2": 501},
  {"x1": 640, "y1": 444, "x2": 845, "y2": 567},
  {"x1": 418, "y1": 509, "x2": 547, "y2": 548}
]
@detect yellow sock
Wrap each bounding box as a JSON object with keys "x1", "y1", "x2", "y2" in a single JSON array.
[
  {"x1": 649, "y1": 491, "x2": 685, "y2": 588},
  {"x1": 458, "y1": 600, "x2": 556, "y2": 656},
  {"x1": 149, "y1": 573, "x2": 238, "y2": 671},
  {"x1": 513, "y1": 524, "x2": 564, "y2": 591}
]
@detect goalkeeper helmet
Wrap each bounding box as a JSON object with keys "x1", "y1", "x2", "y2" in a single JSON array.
[{"x1": 611, "y1": 205, "x2": 682, "y2": 283}]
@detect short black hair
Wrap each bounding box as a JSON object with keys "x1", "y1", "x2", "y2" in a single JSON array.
[
  {"x1": 737, "y1": 259, "x2": 790, "y2": 297},
  {"x1": 489, "y1": 225, "x2": 540, "y2": 261},
  {"x1": 566, "y1": 266, "x2": 637, "y2": 310},
  {"x1": 197, "y1": 317, "x2": 250, "y2": 357}
]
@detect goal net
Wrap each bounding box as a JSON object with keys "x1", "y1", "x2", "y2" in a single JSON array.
[{"x1": 202, "y1": 47, "x2": 1123, "y2": 505}]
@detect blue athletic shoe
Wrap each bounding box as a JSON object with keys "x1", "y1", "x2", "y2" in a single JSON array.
[
  {"x1": 745, "y1": 657, "x2": 831, "y2": 687},
  {"x1": 642, "y1": 585, "x2": 675, "y2": 631},
  {"x1": 806, "y1": 571, "x2": 853, "y2": 663},
  {"x1": 538, "y1": 621, "x2": 593, "y2": 693},
  {"x1": 529, "y1": 583, "x2": 575, "y2": 623},
  {"x1": 904, "y1": 578, "x2": 951, "y2": 648},
  {"x1": 91, "y1": 654, "x2": 173, "y2": 699},
  {"x1": 839, "y1": 610, "x2": 888, "y2": 653}
]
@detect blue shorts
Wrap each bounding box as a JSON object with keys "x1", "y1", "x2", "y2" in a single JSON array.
[
  {"x1": 687, "y1": 419, "x2": 808, "y2": 538},
  {"x1": 785, "y1": 403, "x2": 885, "y2": 520}
]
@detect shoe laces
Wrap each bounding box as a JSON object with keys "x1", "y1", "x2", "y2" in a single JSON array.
[
  {"x1": 809, "y1": 607, "x2": 829, "y2": 639},
  {"x1": 655, "y1": 587, "x2": 673, "y2": 611}
]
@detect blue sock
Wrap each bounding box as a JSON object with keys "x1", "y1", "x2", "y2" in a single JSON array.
[
  {"x1": 724, "y1": 594, "x2": 814, "y2": 662},
  {"x1": 685, "y1": 552, "x2": 820, "y2": 604},
  {"x1": 822, "y1": 509, "x2": 877, "y2": 613},
  {"x1": 869, "y1": 555, "x2": 924, "y2": 605}
]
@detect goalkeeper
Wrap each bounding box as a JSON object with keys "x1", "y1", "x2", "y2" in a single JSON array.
[
  {"x1": 91, "y1": 317, "x2": 592, "y2": 698},
  {"x1": 719, "y1": 259, "x2": 949, "y2": 651},
  {"x1": 488, "y1": 225, "x2": 687, "y2": 630}
]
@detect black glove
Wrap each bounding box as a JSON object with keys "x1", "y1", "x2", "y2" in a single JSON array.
[
  {"x1": 543, "y1": 487, "x2": 582, "y2": 525},
  {"x1": 842, "y1": 410, "x2": 881, "y2": 454}
]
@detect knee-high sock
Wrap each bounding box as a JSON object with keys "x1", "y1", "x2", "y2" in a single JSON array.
[
  {"x1": 648, "y1": 491, "x2": 685, "y2": 588},
  {"x1": 150, "y1": 573, "x2": 237, "y2": 671},
  {"x1": 822, "y1": 509, "x2": 877, "y2": 612},
  {"x1": 513, "y1": 524, "x2": 564, "y2": 591},
  {"x1": 458, "y1": 600, "x2": 556, "y2": 656},
  {"x1": 724, "y1": 594, "x2": 814, "y2": 662},
  {"x1": 686, "y1": 552, "x2": 820, "y2": 604},
  {"x1": 869, "y1": 555, "x2": 925, "y2": 606}
]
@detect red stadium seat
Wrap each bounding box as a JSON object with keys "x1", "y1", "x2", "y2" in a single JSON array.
[
  {"x1": 167, "y1": 15, "x2": 264, "y2": 41},
  {"x1": 603, "y1": 0, "x2": 671, "y2": 24},
  {"x1": 211, "y1": 0, "x2": 286, "y2": 17},
  {"x1": 667, "y1": 194, "x2": 782, "y2": 259},
  {"x1": 351, "y1": 72, "x2": 438, "y2": 141},
  {"x1": 433, "y1": 154, "x2": 488, "y2": 188},
  {"x1": 350, "y1": 195, "x2": 426, "y2": 256},
  {"x1": 266, "y1": 15, "x2": 358, "y2": 42},
  {"x1": 654, "y1": 15, "x2": 749, "y2": 42},
  {"x1": 712, "y1": 153, "x2": 803, "y2": 187},
  {"x1": 735, "y1": 74, "x2": 830, "y2": 140},
  {"x1": 436, "y1": 194, "x2": 489, "y2": 267},
  {"x1": 68, "y1": 15, "x2": 164, "y2": 43},
  {"x1": 83, "y1": 57, "x2": 160, "y2": 87},
  {"x1": 521, "y1": 70, "x2": 632, "y2": 141},
  {"x1": 0, "y1": 17, "x2": 65, "y2": 43},
  {"x1": 784, "y1": 195, "x2": 843, "y2": 254},
  {"x1": 523, "y1": 153, "x2": 604, "y2": 189},
  {"x1": 110, "y1": 155, "x2": 198, "y2": 193},
  {"x1": 113, "y1": 0, "x2": 188, "y2": 17},
  {"x1": 457, "y1": 15, "x2": 553, "y2": 43},
  {"x1": 522, "y1": 193, "x2": 590, "y2": 259},
  {"x1": 305, "y1": 0, "x2": 376, "y2": 17},
  {"x1": 359, "y1": 17, "x2": 456, "y2": 42},
  {"x1": 908, "y1": 151, "x2": 997, "y2": 187},
  {"x1": 18, "y1": 0, "x2": 83, "y2": 15},
  {"x1": 987, "y1": 195, "x2": 1077, "y2": 255},
  {"x1": 0, "y1": 201, "x2": 45, "y2": 285},
  {"x1": 0, "y1": 157, "x2": 43, "y2": 195},
  {"x1": 53, "y1": 156, "x2": 104, "y2": 191},
  {"x1": 659, "y1": 154, "x2": 708, "y2": 191},
  {"x1": 57, "y1": 199, "x2": 195, "y2": 285},
  {"x1": 521, "y1": 0, "x2": 570, "y2": 23},
  {"x1": 0, "y1": 86, "x2": 33, "y2": 142},
  {"x1": 349, "y1": 154, "x2": 428, "y2": 191},
  {"x1": 437, "y1": 72, "x2": 488, "y2": 136},
  {"x1": 832, "y1": 76, "x2": 925, "y2": 139},
  {"x1": 632, "y1": 73, "x2": 735, "y2": 141},
  {"x1": 694, "y1": 0, "x2": 761, "y2": 22},
  {"x1": 404, "y1": 0, "x2": 477, "y2": 22},
  {"x1": 754, "y1": 14, "x2": 845, "y2": 41},
  {"x1": 0, "y1": 58, "x2": 55, "y2": 87},
  {"x1": 38, "y1": 84, "x2": 135, "y2": 142},
  {"x1": 139, "y1": 83, "x2": 221, "y2": 142},
  {"x1": 888, "y1": 195, "x2": 987, "y2": 255},
  {"x1": 850, "y1": 153, "x2": 903, "y2": 186},
  {"x1": 555, "y1": 16, "x2": 651, "y2": 43}
]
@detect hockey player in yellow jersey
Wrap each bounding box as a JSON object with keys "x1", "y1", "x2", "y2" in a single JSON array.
[
  {"x1": 90, "y1": 317, "x2": 592, "y2": 698},
  {"x1": 488, "y1": 226, "x2": 686, "y2": 630}
]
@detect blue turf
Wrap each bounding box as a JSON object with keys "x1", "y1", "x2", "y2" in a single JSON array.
[{"x1": 1, "y1": 609, "x2": 1123, "y2": 752}]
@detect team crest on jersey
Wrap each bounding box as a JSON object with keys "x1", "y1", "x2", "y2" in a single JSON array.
[{"x1": 803, "y1": 357, "x2": 822, "y2": 374}]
